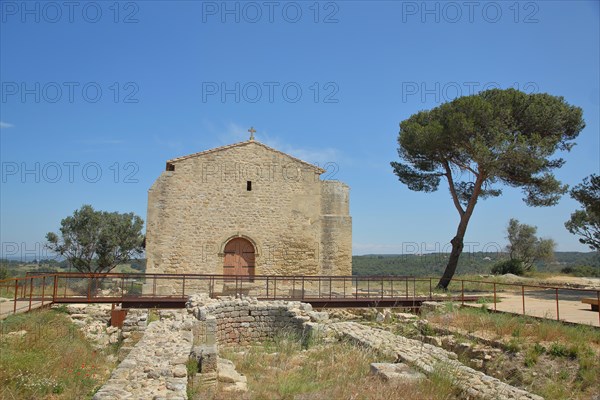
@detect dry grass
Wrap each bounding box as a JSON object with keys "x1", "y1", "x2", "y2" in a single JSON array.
[
  {"x1": 0, "y1": 308, "x2": 118, "y2": 399},
  {"x1": 0, "y1": 284, "x2": 15, "y2": 299},
  {"x1": 428, "y1": 305, "x2": 600, "y2": 347},
  {"x1": 191, "y1": 331, "x2": 462, "y2": 400},
  {"x1": 427, "y1": 306, "x2": 600, "y2": 400}
]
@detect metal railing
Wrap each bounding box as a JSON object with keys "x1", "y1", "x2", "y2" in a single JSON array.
[
  {"x1": 0, "y1": 273, "x2": 57, "y2": 316},
  {"x1": 0, "y1": 273, "x2": 598, "y2": 326}
]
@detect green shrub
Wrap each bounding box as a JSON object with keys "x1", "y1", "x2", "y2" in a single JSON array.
[
  {"x1": 491, "y1": 259, "x2": 525, "y2": 276},
  {"x1": 420, "y1": 323, "x2": 436, "y2": 336},
  {"x1": 524, "y1": 342, "x2": 546, "y2": 367},
  {"x1": 53, "y1": 304, "x2": 69, "y2": 314},
  {"x1": 533, "y1": 342, "x2": 546, "y2": 355},
  {"x1": 524, "y1": 352, "x2": 537, "y2": 367},
  {"x1": 186, "y1": 358, "x2": 199, "y2": 376},
  {"x1": 0, "y1": 265, "x2": 8, "y2": 280},
  {"x1": 561, "y1": 265, "x2": 600, "y2": 277},
  {"x1": 506, "y1": 337, "x2": 521, "y2": 353},
  {"x1": 548, "y1": 342, "x2": 577, "y2": 359},
  {"x1": 561, "y1": 266, "x2": 574, "y2": 274},
  {"x1": 548, "y1": 342, "x2": 567, "y2": 357}
]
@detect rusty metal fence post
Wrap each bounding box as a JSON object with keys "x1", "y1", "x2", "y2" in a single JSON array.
[
  {"x1": 266, "y1": 276, "x2": 270, "y2": 298},
  {"x1": 429, "y1": 278, "x2": 432, "y2": 300},
  {"x1": 28, "y1": 277, "x2": 34, "y2": 311},
  {"x1": 53, "y1": 274, "x2": 58, "y2": 302},
  {"x1": 41, "y1": 276, "x2": 46, "y2": 306},
  {"x1": 555, "y1": 288, "x2": 559, "y2": 321},
  {"x1": 13, "y1": 278, "x2": 18, "y2": 314},
  {"x1": 522, "y1": 285, "x2": 525, "y2": 316},
  {"x1": 597, "y1": 290, "x2": 600, "y2": 326},
  {"x1": 87, "y1": 277, "x2": 91, "y2": 301}
]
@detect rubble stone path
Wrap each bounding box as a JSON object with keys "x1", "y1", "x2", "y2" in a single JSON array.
[{"x1": 92, "y1": 310, "x2": 195, "y2": 400}]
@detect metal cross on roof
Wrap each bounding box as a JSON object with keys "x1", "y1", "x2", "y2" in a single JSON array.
[{"x1": 248, "y1": 127, "x2": 256, "y2": 140}]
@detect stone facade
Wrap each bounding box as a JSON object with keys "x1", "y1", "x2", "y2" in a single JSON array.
[{"x1": 145, "y1": 139, "x2": 351, "y2": 294}]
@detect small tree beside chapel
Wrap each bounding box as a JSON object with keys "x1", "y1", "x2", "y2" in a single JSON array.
[{"x1": 46, "y1": 205, "x2": 145, "y2": 274}]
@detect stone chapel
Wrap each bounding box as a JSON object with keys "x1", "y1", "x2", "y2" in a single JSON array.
[{"x1": 145, "y1": 131, "x2": 352, "y2": 285}]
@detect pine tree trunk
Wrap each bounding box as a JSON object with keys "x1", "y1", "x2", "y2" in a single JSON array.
[
  {"x1": 436, "y1": 170, "x2": 485, "y2": 290},
  {"x1": 436, "y1": 234, "x2": 464, "y2": 289},
  {"x1": 436, "y1": 201, "x2": 476, "y2": 290}
]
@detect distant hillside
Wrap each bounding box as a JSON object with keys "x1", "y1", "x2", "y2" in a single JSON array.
[
  {"x1": 2, "y1": 253, "x2": 598, "y2": 279},
  {"x1": 0, "y1": 258, "x2": 146, "y2": 278},
  {"x1": 352, "y1": 252, "x2": 600, "y2": 277}
]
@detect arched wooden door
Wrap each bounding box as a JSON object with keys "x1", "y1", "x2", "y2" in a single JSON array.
[{"x1": 223, "y1": 238, "x2": 255, "y2": 279}]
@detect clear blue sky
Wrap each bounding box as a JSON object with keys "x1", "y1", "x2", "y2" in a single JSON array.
[{"x1": 1, "y1": 1, "x2": 599, "y2": 261}]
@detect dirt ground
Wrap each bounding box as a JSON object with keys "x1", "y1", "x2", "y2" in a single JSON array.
[
  {"x1": 542, "y1": 275, "x2": 600, "y2": 288},
  {"x1": 469, "y1": 292, "x2": 600, "y2": 327},
  {"x1": 494, "y1": 274, "x2": 600, "y2": 289},
  {"x1": 461, "y1": 276, "x2": 599, "y2": 329}
]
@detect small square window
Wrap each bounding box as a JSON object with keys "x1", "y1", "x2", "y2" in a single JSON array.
[{"x1": 247, "y1": 181, "x2": 252, "y2": 191}]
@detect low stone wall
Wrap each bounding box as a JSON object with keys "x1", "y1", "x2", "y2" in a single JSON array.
[
  {"x1": 121, "y1": 309, "x2": 148, "y2": 339},
  {"x1": 187, "y1": 295, "x2": 323, "y2": 395},
  {"x1": 53, "y1": 304, "x2": 119, "y2": 349},
  {"x1": 187, "y1": 294, "x2": 321, "y2": 346},
  {"x1": 91, "y1": 297, "x2": 321, "y2": 399},
  {"x1": 324, "y1": 322, "x2": 544, "y2": 400}
]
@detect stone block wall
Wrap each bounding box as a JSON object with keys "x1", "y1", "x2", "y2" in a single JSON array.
[
  {"x1": 145, "y1": 140, "x2": 352, "y2": 294},
  {"x1": 121, "y1": 309, "x2": 148, "y2": 339},
  {"x1": 188, "y1": 295, "x2": 317, "y2": 346},
  {"x1": 320, "y1": 181, "x2": 352, "y2": 276}
]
